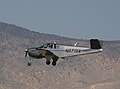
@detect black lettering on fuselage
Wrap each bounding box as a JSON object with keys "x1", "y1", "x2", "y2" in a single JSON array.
[{"x1": 65, "y1": 49, "x2": 81, "y2": 53}]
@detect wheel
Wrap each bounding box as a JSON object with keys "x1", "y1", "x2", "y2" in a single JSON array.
[
  {"x1": 52, "y1": 61, "x2": 56, "y2": 66},
  {"x1": 28, "y1": 62, "x2": 31, "y2": 66},
  {"x1": 46, "y1": 61, "x2": 51, "y2": 65}
]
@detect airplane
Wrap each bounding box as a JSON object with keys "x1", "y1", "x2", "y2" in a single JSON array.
[{"x1": 25, "y1": 39, "x2": 103, "y2": 66}]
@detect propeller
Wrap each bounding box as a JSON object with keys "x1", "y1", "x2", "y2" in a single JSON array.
[
  {"x1": 25, "y1": 49, "x2": 28, "y2": 58},
  {"x1": 25, "y1": 48, "x2": 32, "y2": 66}
]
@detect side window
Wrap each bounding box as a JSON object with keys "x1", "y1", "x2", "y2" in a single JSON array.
[{"x1": 49, "y1": 44, "x2": 53, "y2": 49}]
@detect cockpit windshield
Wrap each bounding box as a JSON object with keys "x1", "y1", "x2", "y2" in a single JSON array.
[{"x1": 39, "y1": 43, "x2": 48, "y2": 48}]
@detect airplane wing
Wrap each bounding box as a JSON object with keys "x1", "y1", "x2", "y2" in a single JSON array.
[{"x1": 38, "y1": 48, "x2": 59, "y2": 62}]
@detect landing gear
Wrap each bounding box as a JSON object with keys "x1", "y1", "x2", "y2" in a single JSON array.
[
  {"x1": 46, "y1": 61, "x2": 51, "y2": 65},
  {"x1": 52, "y1": 61, "x2": 56, "y2": 66},
  {"x1": 52, "y1": 55, "x2": 58, "y2": 66},
  {"x1": 28, "y1": 62, "x2": 31, "y2": 66},
  {"x1": 46, "y1": 61, "x2": 56, "y2": 66},
  {"x1": 27, "y1": 57, "x2": 32, "y2": 66}
]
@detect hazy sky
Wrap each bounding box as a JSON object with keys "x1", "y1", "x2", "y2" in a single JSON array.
[{"x1": 0, "y1": 0, "x2": 120, "y2": 40}]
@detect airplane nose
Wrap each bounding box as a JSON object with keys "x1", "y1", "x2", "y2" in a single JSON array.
[{"x1": 25, "y1": 47, "x2": 39, "y2": 58}]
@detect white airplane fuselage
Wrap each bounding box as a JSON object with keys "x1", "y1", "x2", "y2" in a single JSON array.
[{"x1": 42, "y1": 44, "x2": 103, "y2": 58}]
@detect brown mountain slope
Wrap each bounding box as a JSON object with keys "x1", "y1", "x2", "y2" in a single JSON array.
[{"x1": 0, "y1": 22, "x2": 120, "y2": 89}]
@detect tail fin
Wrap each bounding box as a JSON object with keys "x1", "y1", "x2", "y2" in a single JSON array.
[{"x1": 90, "y1": 39, "x2": 102, "y2": 49}]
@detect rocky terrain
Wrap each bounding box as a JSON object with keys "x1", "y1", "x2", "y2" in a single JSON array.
[{"x1": 0, "y1": 22, "x2": 120, "y2": 89}]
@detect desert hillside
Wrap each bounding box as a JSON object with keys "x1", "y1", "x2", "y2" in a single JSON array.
[{"x1": 0, "y1": 22, "x2": 120, "y2": 89}]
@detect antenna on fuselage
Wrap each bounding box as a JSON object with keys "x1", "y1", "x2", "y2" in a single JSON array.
[{"x1": 74, "y1": 42, "x2": 78, "y2": 46}]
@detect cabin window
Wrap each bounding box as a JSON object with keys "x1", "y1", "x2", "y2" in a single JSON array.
[
  {"x1": 49, "y1": 44, "x2": 53, "y2": 49},
  {"x1": 40, "y1": 43, "x2": 57, "y2": 49},
  {"x1": 48, "y1": 43, "x2": 57, "y2": 49},
  {"x1": 44, "y1": 44, "x2": 48, "y2": 48}
]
